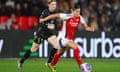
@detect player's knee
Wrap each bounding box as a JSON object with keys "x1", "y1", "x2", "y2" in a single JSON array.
[
  {"x1": 57, "y1": 49, "x2": 64, "y2": 56},
  {"x1": 48, "y1": 37, "x2": 60, "y2": 49},
  {"x1": 67, "y1": 42, "x2": 77, "y2": 49},
  {"x1": 34, "y1": 37, "x2": 43, "y2": 44},
  {"x1": 31, "y1": 48, "x2": 36, "y2": 52},
  {"x1": 73, "y1": 44, "x2": 78, "y2": 49},
  {"x1": 54, "y1": 44, "x2": 60, "y2": 49},
  {"x1": 31, "y1": 47, "x2": 38, "y2": 52},
  {"x1": 52, "y1": 43, "x2": 57, "y2": 48},
  {"x1": 31, "y1": 44, "x2": 39, "y2": 52},
  {"x1": 59, "y1": 51, "x2": 64, "y2": 55}
]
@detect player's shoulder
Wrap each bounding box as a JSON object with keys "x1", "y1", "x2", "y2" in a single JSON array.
[
  {"x1": 40, "y1": 9, "x2": 50, "y2": 18},
  {"x1": 76, "y1": 15, "x2": 83, "y2": 20},
  {"x1": 41, "y1": 9, "x2": 49, "y2": 14}
]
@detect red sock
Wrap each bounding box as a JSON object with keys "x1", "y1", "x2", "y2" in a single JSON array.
[
  {"x1": 74, "y1": 48, "x2": 82, "y2": 65},
  {"x1": 51, "y1": 53, "x2": 60, "y2": 66}
]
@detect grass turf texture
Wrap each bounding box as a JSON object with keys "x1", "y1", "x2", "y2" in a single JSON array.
[{"x1": 0, "y1": 58, "x2": 120, "y2": 72}]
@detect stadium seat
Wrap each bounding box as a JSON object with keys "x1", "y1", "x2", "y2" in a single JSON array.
[
  {"x1": 0, "y1": 16, "x2": 9, "y2": 25},
  {"x1": 28, "y1": 16, "x2": 38, "y2": 29},
  {"x1": 18, "y1": 16, "x2": 29, "y2": 30},
  {"x1": 14, "y1": 16, "x2": 19, "y2": 23},
  {"x1": 10, "y1": 16, "x2": 19, "y2": 30}
]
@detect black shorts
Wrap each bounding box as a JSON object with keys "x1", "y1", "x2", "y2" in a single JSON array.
[{"x1": 33, "y1": 29, "x2": 57, "y2": 44}]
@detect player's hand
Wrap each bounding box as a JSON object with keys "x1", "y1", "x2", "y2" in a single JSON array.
[
  {"x1": 90, "y1": 26, "x2": 95, "y2": 32},
  {"x1": 39, "y1": 19, "x2": 45, "y2": 23}
]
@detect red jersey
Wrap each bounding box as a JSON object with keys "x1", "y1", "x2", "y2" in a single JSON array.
[{"x1": 59, "y1": 13, "x2": 86, "y2": 40}]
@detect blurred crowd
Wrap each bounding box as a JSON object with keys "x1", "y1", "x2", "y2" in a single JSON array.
[{"x1": 0, "y1": 0, "x2": 120, "y2": 31}]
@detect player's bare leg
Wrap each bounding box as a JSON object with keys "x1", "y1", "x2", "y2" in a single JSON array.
[
  {"x1": 18, "y1": 36, "x2": 42, "y2": 70},
  {"x1": 18, "y1": 42, "x2": 39, "y2": 70},
  {"x1": 48, "y1": 48, "x2": 65, "y2": 72},
  {"x1": 46, "y1": 35, "x2": 60, "y2": 64},
  {"x1": 48, "y1": 35, "x2": 60, "y2": 49},
  {"x1": 67, "y1": 42, "x2": 83, "y2": 72},
  {"x1": 46, "y1": 35, "x2": 60, "y2": 72},
  {"x1": 66, "y1": 41, "x2": 82, "y2": 66},
  {"x1": 51, "y1": 41, "x2": 82, "y2": 68}
]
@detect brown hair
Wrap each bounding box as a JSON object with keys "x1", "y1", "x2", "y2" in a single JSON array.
[
  {"x1": 71, "y1": 5, "x2": 80, "y2": 11},
  {"x1": 48, "y1": 0, "x2": 56, "y2": 4}
]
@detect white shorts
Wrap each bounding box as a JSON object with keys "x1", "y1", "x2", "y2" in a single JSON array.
[{"x1": 57, "y1": 31, "x2": 72, "y2": 48}]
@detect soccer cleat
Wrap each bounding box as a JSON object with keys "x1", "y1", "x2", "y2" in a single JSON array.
[
  {"x1": 47, "y1": 63, "x2": 56, "y2": 72},
  {"x1": 17, "y1": 60, "x2": 23, "y2": 70}
]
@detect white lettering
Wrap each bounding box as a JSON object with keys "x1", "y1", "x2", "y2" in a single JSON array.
[
  {"x1": 74, "y1": 38, "x2": 84, "y2": 57},
  {"x1": 44, "y1": 41, "x2": 48, "y2": 57},
  {"x1": 39, "y1": 40, "x2": 48, "y2": 58},
  {"x1": 94, "y1": 38, "x2": 101, "y2": 58},
  {"x1": 62, "y1": 51, "x2": 67, "y2": 58},
  {"x1": 113, "y1": 39, "x2": 120, "y2": 58},
  {"x1": 39, "y1": 43, "x2": 43, "y2": 57},
  {"x1": 0, "y1": 40, "x2": 4, "y2": 53},
  {"x1": 74, "y1": 32, "x2": 120, "y2": 58},
  {"x1": 101, "y1": 32, "x2": 113, "y2": 58},
  {"x1": 38, "y1": 32, "x2": 120, "y2": 58}
]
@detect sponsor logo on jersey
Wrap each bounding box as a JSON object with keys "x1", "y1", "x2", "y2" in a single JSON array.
[{"x1": 70, "y1": 22, "x2": 79, "y2": 27}]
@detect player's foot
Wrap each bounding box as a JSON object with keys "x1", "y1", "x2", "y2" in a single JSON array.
[
  {"x1": 47, "y1": 63, "x2": 56, "y2": 72},
  {"x1": 17, "y1": 60, "x2": 23, "y2": 70}
]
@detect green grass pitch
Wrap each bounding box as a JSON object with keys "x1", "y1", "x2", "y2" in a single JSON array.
[{"x1": 0, "y1": 58, "x2": 120, "y2": 72}]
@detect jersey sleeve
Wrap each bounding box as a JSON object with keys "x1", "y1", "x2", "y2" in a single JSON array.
[
  {"x1": 59, "y1": 13, "x2": 68, "y2": 20},
  {"x1": 39, "y1": 11, "x2": 45, "y2": 18},
  {"x1": 80, "y1": 15, "x2": 86, "y2": 24},
  {"x1": 39, "y1": 9, "x2": 48, "y2": 18}
]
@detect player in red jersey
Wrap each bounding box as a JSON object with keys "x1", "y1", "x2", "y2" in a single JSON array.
[{"x1": 40, "y1": 5, "x2": 95, "y2": 72}]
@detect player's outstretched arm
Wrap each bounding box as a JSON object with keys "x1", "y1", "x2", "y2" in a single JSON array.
[
  {"x1": 39, "y1": 13, "x2": 60, "y2": 23},
  {"x1": 80, "y1": 15, "x2": 95, "y2": 32},
  {"x1": 82, "y1": 23, "x2": 95, "y2": 32}
]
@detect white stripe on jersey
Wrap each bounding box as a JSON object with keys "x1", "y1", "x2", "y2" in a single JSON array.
[
  {"x1": 59, "y1": 13, "x2": 86, "y2": 39},
  {"x1": 59, "y1": 14, "x2": 72, "y2": 38}
]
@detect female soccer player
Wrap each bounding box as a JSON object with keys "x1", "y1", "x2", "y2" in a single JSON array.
[
  {"x1": 18, "y1": 0, "x2": 60, "y2": 70},
  {"x1": 40, "y1": 5, "x2": 95, "y2": 72}
]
